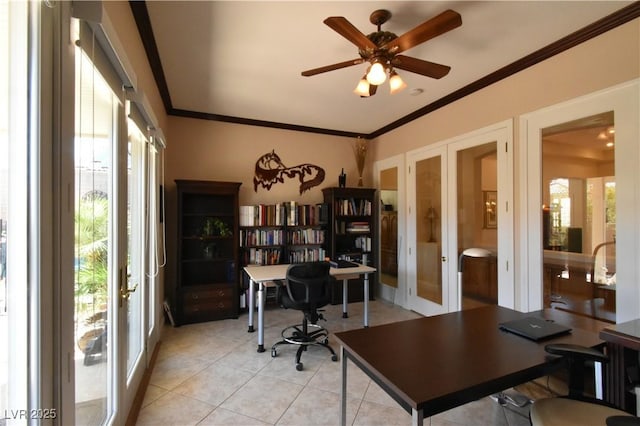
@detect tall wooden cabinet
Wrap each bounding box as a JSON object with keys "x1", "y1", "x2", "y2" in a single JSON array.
[
  {"x1": 322, "y1": 187, "x2": 376, "y2": 304},
  {"x1": 175, "y1": 180, "x2": 241, "y2": 325}
]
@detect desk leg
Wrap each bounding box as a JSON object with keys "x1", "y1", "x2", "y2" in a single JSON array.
[
  {"x1": 342, "y1": 279, "x2": 349, "y2": 318},
  {"x1": 247, "y1": 278, "x2": 255, "y2": 333},
  {"x1": 257, "y1": 281, "x2": 265, "y2": 352},
  {"x1": 595, "y1": 361, "x2": 603, "y2": 400},
  {"x1": 411, "y1": 408, "x2": 424, "y2": 426},
  {"x1": 363, "y1": 273, "x2": 369, "y2": 328},
  {"x1": 340, "y1": 346, "x2": 347, "y2": 426}
]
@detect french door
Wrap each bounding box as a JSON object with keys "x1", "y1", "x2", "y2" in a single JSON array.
[
  {"x1": 73, "y1": 20, "x2": 147, "y2": 424},
  {"x1": 407, "y1": 122, "x2": 513, "y2": 316},
  {"x1": 407, "y1": 146, "x2": 449, "y2": 315}
]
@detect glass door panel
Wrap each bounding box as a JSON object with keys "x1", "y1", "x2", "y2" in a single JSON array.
[
  {"x1": 416, "y1": 156, "x2": 442, "y2": 304},
  {"x1": 125, "y1": 120, "x2": 145, "y2": 378},
  {"x1": 541, "y1": 112, "x2": 616, "y2": 322},
  {"x1": 457, "y1": 142, "x2": 498, "y2": 310},
  {"x1": 74, "y1": 42, "x2": 118, "y2": 425},
  {"x1": 408, "y1": 146, "x2": 448, "y2": 316}
]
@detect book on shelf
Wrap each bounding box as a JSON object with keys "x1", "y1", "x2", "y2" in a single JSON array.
[
  {"x1": 243, "y1": 247, "x2": 281, "y2": 265},
  {"x1": 240, "y1": 202, "x2": 328, "y2": 227},
  {"x1": 355, "y1": 236, "x2": 372, "y2": 252},
  {"x1": 239, "y1": 204, "x2": 286, "y2": 227},
  {"x1": 287, "y1": 228, "x2": 325, "y2": 245},
  {"x1": 239, "y1": 228, "x2": 283, "y2": 247},
  {"x1": 288, "y1": 247, "x2": 326, "y2": 263},
  {"x1": 346, "y1": 221, "x2": 370, "y2": 233},
  {"x1": 335, "y1": 198, "x2": 372, "y2": 216}
]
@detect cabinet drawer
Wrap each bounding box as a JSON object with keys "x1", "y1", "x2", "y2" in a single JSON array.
[
  {"x1": 182, "y1": 286, "x2": 233, "y2": 302},
  {"x1": 182, "y1": 298, "x2": 234, "y2": 315}
]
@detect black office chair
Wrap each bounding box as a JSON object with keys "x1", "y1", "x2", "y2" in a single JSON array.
[
  {"x1": 270, "y1": 261, "x2": 338, "y2": 371},
  {"x1": 529, "y1": 343, "x2": 634, "y2": 425}
]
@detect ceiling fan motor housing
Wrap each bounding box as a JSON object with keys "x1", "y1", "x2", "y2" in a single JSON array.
[{"x1": 359, "y1": 31, "x2": 398, "y2": 64}]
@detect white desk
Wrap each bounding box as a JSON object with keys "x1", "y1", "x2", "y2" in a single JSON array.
[{"x1": 243, "y1": 263, "x2": 376, "y2": 352}]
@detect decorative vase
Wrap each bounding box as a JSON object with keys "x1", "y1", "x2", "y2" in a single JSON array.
[{"x1": 354, "y1": 137, "x2": 367, "y2": 187}]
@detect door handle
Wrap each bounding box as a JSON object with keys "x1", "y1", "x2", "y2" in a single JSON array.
[
  {"x1": 120, "y1": 282, "x2": 138, "y2": 300},
  {"x1": 119, "y1": 267, "x2": 138, "y2": 306}
]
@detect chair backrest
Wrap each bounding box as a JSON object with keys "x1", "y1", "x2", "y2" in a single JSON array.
[{"x1": 283, "y1": 261, "x2": 332, "y2": 310}]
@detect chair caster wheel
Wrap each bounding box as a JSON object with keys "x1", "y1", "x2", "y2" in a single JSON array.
[
  {"x1": 331, "y1": 354, "x2": 338, "y2": 362},
  {"x1": 271, "y1": 348, "x2": 277, "y2": 358},
  {"x1": 296, "y1": 362, "x2": 303, "y2": 371}
]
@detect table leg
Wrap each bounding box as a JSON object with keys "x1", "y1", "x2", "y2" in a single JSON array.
[
  {"x1": 595, "y1": 361, "x2": 603, "y2": 400},
  {"x1": 340, "y1": 346, "x2": 347, "y2": 426},
  {"x1": 363, "y1": 273, "x2": 369, "y2": 328},
  {"x1": 257, "y1": 281, "x2": 265, "y2": 352},
  {"x1": 342, "y1": 279, "x2": 349, "y2": 318},
  {"x1": 411, "y1": 408, "x2": 424, "y2": 426},
  {"x1": 247, "y1": 278, "x2": 255, "y2": 333}
]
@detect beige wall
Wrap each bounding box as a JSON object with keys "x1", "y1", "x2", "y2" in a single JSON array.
[
  {"x1": 370, "y1": 18, "x2": 639, "y2": 160},
  {"x1": 164, "y1": 118, "x2": 371, "y2": 289},
  {"x1": 106, "y1": 2, "x2": 638, "y2": 298},
  {"x1": 165, "y1": 118, "x2": 368, "y2": 205}
]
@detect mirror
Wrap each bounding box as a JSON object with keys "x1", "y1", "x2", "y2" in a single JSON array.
[{"x1": 379, "y1": 166, "x2": 398, "y2": 288}]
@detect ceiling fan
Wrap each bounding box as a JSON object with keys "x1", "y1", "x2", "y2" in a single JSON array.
[{"x1": 301, "y1": 9, "x2": 462, "y2": 97}]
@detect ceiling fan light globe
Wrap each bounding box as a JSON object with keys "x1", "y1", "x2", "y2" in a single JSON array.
[
  {"x1": 354, "y1": 78, "x2": 371, "y2": 96},
  {"x1": 366, "y1": 62, "x2": 387, "y2": 85},
  {"x1": 389, "y1": 71, "x2": 407, "y2": 94}
]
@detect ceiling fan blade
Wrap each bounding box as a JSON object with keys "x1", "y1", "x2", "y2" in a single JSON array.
[
  {"x1": 392, "y1": 55, "x2": 451, "y2": 79},
  {"x1": 324, "y1": 16, "x2": 377, "y2": 51},
  {"x1": 384, "y1": 9, "x2": 462, "y2": 54},
  {"x1": 301, "y1": 58, "x2": 364, "y2": 77}
]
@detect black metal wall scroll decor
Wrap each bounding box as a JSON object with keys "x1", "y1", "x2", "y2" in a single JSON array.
[{"x1": 253, "y1": 150, "x2": 325, "y2": 194}]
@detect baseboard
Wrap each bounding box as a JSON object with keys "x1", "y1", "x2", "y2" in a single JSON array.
[{"x1": 125, "y1": 341, "x2": 162, "y2": 426}]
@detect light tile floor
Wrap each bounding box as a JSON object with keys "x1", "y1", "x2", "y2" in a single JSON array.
[{"x1": 137, "y1": 300, "x2": 533, "y2": 426}]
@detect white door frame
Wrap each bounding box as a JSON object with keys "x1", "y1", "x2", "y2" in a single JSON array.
[
  {"x1": 519, "y1": 79, "x2": 640, "y2": 320},
  {"x1": 446, "y1": 121, "x2": 514, "y2": 310},
  {"x1": 406, "y1": 120, "x2": 514, "y2": 316}
]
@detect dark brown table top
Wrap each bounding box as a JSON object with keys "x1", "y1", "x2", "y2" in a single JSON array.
[
  {"x1": 334, "y1": 305, "x2": 608, "y2": 417},
  {"x1": 600, "y1": 318, "x2": 640, "y2": 350}
]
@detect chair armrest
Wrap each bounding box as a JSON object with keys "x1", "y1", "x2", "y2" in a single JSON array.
[{"x1": 545, "y1": 343, "x2": 609, "y2": 364}]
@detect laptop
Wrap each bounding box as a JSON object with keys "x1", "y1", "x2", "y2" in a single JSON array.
[{"x1": 499, "y1": 316, "x2": 572, "y2": 341}]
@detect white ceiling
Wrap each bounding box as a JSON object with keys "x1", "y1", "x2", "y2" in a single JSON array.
[{"x1": 142, "y1": 1, "x2": 634, "y2": 136}]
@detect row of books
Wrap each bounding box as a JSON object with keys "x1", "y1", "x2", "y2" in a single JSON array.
[
  {"x1": 239, "y1": 228, "x2": 325, "y2": 247},
  {"x1": 287, "y1": 228, "x2": 325, "y2": 245},
  {"x1": 239, "y1": 229, "x2": 284, "y2": 247},
  {"x1": 288, "y1": 247, "x2": 326, "y2": 264},
  {"x1": 346, "y1": 221, "x2": 370, "y2": 233},
  {"x1": 241, "y1": 246, "x2": 327, "y2": 265},
  {"x1": 354, "y1": 236, "x2": 372, "y2": 252},
  {"x1": 334, "y1": 198, "x2": 372, "y2": 216},
  {"x1": 239, "y1": 202, "x2": 329, "y2": 227},
  {"x1": 334, "y1": 220, "x2": 372, "y2": 235},
  {"x1": 242, "y1": 248, "x2": 282, "y2": 266}
]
